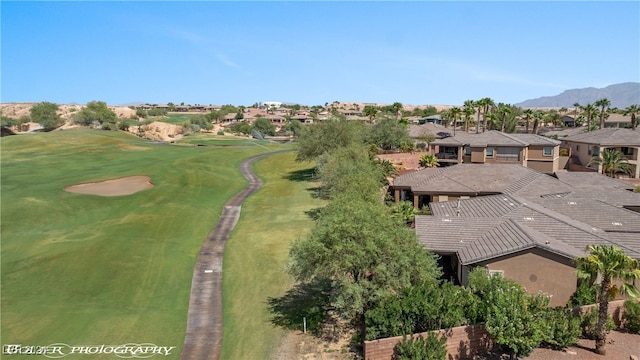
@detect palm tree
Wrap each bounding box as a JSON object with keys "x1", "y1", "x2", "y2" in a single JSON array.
[
  {"x1": 479, "y1": 98, "x2": 496, "y2": 133},
  {"x1": 532, "y1": 110, "x2": 544, "y2": 135},
  {"x1": 496, "y1": 104, "x2": 511, "y2": 132},
  {"x1": 594, "y1": 98, "x2": 611, "y2": 129},
  {"x1": 623, "y1": 104, "x2": 639, "y2": 130},
  {"x1": 559, "y1": 107, "x2": 568, "y2": 116},
  {"x1": 463, "y1": 100, "x2": 475, "y2": 132},
  {"x1": 391, "y1": 102, "x2": 403, "y2": 120},
  {"x1": 545, "y1": 110, "x2": 562, "y2": 128},
  {"x1": 522, "y1": 109, "x2": 534, "y2": 134},
  {"x1": 575, "y1": 245, "x2": 640, "y2": 355},
  {"x1": 475, "y1": 100, "x2": 482, "y2": 134},
  {"x1": 364, "y1": 105, "x2": 378, "y2": 124},
  {"x1": 588, "y1": 148, "x2": 631, "y2": 177},
  {"x1": 449, "y1": 106, "x2": 462, "y2": 136},
  {"x1": 419, "y1": 153, "x2": 439, "y2": 168},
  {"x1": 581, "y1": 103, "x2": 598, "y2": 131}
]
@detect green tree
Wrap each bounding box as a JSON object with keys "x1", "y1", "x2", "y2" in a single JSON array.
[
  {"x1": 588, "y1": 148, "x2": 631, "y2": 177},
  {"x1": 478, "y1": 273, "x2": 548, "y2": 360},
  {"x1": 419, "y1": 154, "x2": 439, "y2": 168},
  {"x1": 369, "y1": 116, "x2": 411, "y2": 151},
  {"x1": 287, "y1": 192, "x2": 441, "y2": 343},
  {"x1": 281, "y1": 119, "x2": 304, "y2": 137},
  {"x1": 30, "y1": 101, "x2": 63, "y2": 131},
  {"x1": 295, "y1": 119, "x2": 366, "y2": 162},
  {"x1": 463, "y1": 100, "x2": 475, "y2": 132},
  {"x1": 448, "y1": 107, "x2": 461, "y2": 135},
  {"x1": 477, "y1": 98, "x2": 495, "y2": 133},
  {"x1": 522, "y1": 109, "x2": 534, "y2": 134},
  {"x1": 364, "y1": 105, "x2": 378, "y2": 124},
  {"x1": 532, "y1": 110, "x2": 544, "y2": 135},
  {"x1": 579, "y1": 103, "x2": 598, "y2": 131},
  {"x1": 575, "y1": 245, "x2": 640, "y2": 355},
  {"x1": 73, "y1": 101, "x2": 117, "y2": 127},
  {"x1": 594, "y1": 98, "x2": 611, "y2": 130},
  {"x1": 392, "y1": 102, "x2": 403, "y2": 120},
  {"x1": 252, "y1": 117, "x2": 276, "y2": 136},
  {"x1": 315, "y1": 145, "x2": 389, "y2": 200},
  {"x1": 623, "y1": 104, "x2": 639, "y2": 130}
]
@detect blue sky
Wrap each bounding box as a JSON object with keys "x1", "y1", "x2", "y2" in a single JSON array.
[{"x1": 2, "y1": 1, "x2": 639, "y2": 106}]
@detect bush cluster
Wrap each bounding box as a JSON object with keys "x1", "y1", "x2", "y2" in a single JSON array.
[
  {"x1": 623, "y1": 300, "x2": 640, "y2": 333},
  {"x1": 393, "y1": 333, "x2": 447, "y2": 360}
]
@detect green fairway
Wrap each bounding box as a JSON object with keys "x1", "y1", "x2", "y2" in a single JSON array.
[
  {"x1": 220, "y1": 152, "x2": 322, "y2": 360},
  {"x1": 0, "y1": 129, "x2": 280, "y2": 358}
]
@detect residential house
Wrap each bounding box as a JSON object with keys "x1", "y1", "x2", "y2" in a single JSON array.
[
  {"x1": 561, "y1": 128, "x2": 640, "y2": 178},
  {"x1": 428, "y1": 130, "x2": 561, "y2": 173},
  {"x1": 409, "y1": 164, "x2": 640, "y2": 306}
]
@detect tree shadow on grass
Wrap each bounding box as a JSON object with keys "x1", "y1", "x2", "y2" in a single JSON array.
[
  {"x1": 285, "y1": 167, "x2": 316, "y2": 182},
  {"x1": 267, "y1": 279, "x2": 333, "y2": 336},
  {"x1": 284, "y1": 167, "x2": 323, "y2": 199}
]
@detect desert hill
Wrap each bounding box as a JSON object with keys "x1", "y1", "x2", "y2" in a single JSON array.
[{"x1": 516, "y1": 82, "x2": 640, "y2": 108}]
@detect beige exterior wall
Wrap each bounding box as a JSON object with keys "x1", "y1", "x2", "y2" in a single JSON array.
[
  {"x1": 527, "y1": 160, "x2": 558, "y2": 173},
  {"x1": 563, "y1": 141, "x2": 599, "y2": 169},
  {"x1": 478, "y1": 248, "x2": 577, "y2": 307},
  {"x1": 470, "y1": 147, "x2": 485, "y2": 163},
  {"x1": 431, "y1": 194, "x2": 471, "y2": 203}
]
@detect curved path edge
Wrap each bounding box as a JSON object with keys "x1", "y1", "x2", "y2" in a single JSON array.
[{"x1": 180, "y1": 150, "x2": 291, "y2": 360}]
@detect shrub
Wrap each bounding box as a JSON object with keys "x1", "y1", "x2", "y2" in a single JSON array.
[
  {"x1": 581, "y1": 307, "x2": 614, "y2": 339},
  {"x1": 623, "y1": 300, "x2": 640, "y2": 333},
  {"x1": 393, "y1": 332, "x2": 446, "y2": 360},
  {"x1": 568, "y1": 281, "x2": 598, "y2": 307},
  {"x1": 217, "y1": 130, "x2": 225, "y2": 136},
  {"x1": 101, "y1": 122, "x2": 117, "y2": 131},
  {"x1": 416, "y1": 142, "x2": 427, "y2": 151},
  {"x1": 542, "y1": 307, "x2": 581, "y2": 349}
]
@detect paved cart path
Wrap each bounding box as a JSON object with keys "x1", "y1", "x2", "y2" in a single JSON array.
[{"x1": 180, "y1": 150, "x2": 288, "y2": 360}]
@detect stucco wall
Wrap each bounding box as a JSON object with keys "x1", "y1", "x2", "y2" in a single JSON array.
[
  {"x1": 364, "y1": 324, "x2": 493, "y2": 360},
  {"x1": 481, "y1": 248, "x2": 576, "y2": 307}
]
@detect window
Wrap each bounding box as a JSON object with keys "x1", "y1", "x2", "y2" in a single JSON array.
[
  {"x1": 464, "y1": 146, "x2": 472, "y2": 156},
  {"x1": 496, "y1": 147, "x2": 520, "y2": 161},
  {"x1": 543, "y1": 147, "x2": 553, "y2": 156},
  {"x1": 486, "y1": 147, "x2": 494, "y2": 158},
  {"x1": 593, "y1": 146, "x2": 600, "y2": 156}
]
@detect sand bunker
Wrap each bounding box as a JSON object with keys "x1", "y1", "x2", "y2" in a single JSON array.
[{"x1": 65, "y1": 175, "x2": 154, "y2": 196}]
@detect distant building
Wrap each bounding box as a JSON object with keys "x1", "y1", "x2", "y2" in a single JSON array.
[{"x1": 259, "y1": 101, "x2": 282, "y2": 109}]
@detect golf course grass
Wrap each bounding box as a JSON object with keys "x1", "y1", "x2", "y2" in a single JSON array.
[
  {"x1": 221, "y1": 152, "x2": 322, "y2": 360},
  {"x1": 1, "y1": 129, "x2": 282, "y2": 358}
]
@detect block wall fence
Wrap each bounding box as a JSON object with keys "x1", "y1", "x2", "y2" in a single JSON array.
[{"x1": 363, "y1": 300, "x2": 627, "y2": 360}]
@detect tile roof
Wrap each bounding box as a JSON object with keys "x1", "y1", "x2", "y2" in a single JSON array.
[
  {"x1": 561, "y1": 128, "x2": 640, "y2": 146},
  {"x1": 409, "y1": 123, "x2": 452, "y2": 138},
  {"x1": 393, "y1": 164, "x2": 567, "y2": 196},
  {"x1": 430, "y1": 130, "x2": 560, "y2": 147},
  {"x1": 422, "y1": 187, "x2": 640, "y2": 263}
]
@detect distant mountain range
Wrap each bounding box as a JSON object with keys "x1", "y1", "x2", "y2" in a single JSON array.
[{"x1": 516, "y1": 82, "x2": 640, "y2": 108}]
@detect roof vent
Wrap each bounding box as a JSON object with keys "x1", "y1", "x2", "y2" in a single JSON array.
[
  {"x1": 442, "y1": 218, "x2": 452, "y2": 222},
  {"x1": 568, "y1": 201, "x2": 577, "y2": 205},
  {"x1": 612, "y1": 222, "x2": 622, "y2": 226},
  {"x1": 523, "y1": 217, "x2": 535, "y2": 221},
  {"x1": 545, "y1": 241, "x2": 550, "y2": 245}
]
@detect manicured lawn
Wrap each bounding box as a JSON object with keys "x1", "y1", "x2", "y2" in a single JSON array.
[
  {"x1": 0, "y1": 129, "x2": 277, "y2": 358},
  {"x1": 220, "y1": 152, "x2": 322, "y2": 360}
]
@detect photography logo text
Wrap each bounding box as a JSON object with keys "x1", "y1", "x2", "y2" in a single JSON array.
[{"x1": 2, "y1": 343, "x2": 175, "y2": 358}]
